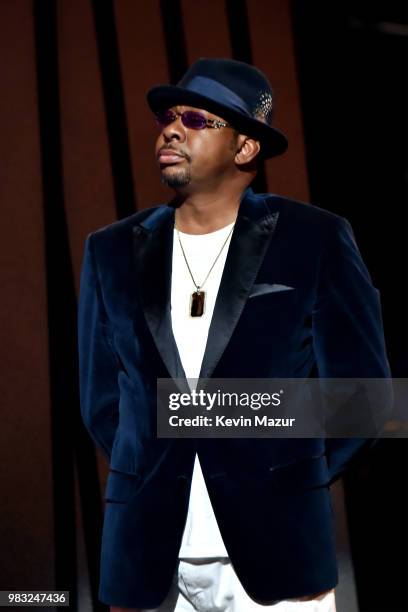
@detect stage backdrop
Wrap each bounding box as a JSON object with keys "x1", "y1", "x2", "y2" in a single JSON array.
[{"x1": 0, "y1": 1, "x2": 406, "y2": 611}]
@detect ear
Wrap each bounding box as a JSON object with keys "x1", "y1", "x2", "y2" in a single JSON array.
[{"x1": 234, "y1": 135, "x2": 261, "y2": 166}]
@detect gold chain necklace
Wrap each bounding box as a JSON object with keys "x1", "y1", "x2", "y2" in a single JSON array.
[{"x1": 175, "y1": 221, "x2": 235, "y2": 317}]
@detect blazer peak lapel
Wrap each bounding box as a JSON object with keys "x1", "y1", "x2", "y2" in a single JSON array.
[
  {"x1": 132, "y1": 207, "x2": 190, "y2": 393},
  {"x1": 198, "y1": 202, "x2": 280, "y2": 383}
]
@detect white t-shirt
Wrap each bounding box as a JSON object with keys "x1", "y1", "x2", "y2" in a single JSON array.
[{"x1": 170, "y1": 220, "x2": 235, "y2": 558}]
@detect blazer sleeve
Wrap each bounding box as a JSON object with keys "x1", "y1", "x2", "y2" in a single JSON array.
[
  {"x1": 312, "y1": 216, "x2": 392, "y2": 485},
  {"x1": 77, "y1": 232, "x2": 120, "y2": 461}
]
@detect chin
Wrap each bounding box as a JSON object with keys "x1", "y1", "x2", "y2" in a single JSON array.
[{"x1": 160, "y1": 167, "x2": 191, "y2": 188}]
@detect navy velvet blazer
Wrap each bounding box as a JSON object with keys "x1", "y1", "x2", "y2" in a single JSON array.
[{"x1": 77, "y1": 187, "x2": 391, "y2": 608}]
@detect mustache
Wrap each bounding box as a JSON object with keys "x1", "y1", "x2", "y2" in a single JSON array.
[{"x1": 157, "y1": 145, "x2": 191, "y2": 161}]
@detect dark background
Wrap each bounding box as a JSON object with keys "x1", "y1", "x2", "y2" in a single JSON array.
[
  {"x1": 291, "y1": 2, "x2": 407, "y2": 611},
  {"x1": 0, "y1": 1, "x2": 406, "y2": 610}
]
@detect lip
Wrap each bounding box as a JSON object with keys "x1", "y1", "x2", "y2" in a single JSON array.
[{"x1": 157, "y1": 149, "x2": 187, "y2": 165}]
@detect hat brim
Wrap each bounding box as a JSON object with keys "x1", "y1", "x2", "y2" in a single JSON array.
[{"x1": 147, "y1": 85, "x2": 288, "y2": 159}]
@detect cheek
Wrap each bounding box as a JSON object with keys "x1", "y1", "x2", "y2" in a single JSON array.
[{"x1": 189, "y1": 134, "x2": 233, "y2": 170}]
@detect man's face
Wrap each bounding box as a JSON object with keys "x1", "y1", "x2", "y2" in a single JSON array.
[{"x1": 155, "y1": 105, "x2": 239, "y2": 190}]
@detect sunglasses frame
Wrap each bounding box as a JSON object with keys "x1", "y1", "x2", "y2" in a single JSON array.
[{"x1": 155, "y1": 109, "x2": 231, "y2": 130}]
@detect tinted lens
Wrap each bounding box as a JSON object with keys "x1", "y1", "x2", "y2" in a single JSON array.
[
  {"x1": 182, "y1": 111, "x2": 207, "y2": 129},
  {"x1": 155, "y1": 109, "x2": 176, "y2": 127}
]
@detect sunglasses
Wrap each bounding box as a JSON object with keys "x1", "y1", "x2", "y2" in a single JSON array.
[{"x1": 155, "y1": 109, "x2": 231, "y2": 130}]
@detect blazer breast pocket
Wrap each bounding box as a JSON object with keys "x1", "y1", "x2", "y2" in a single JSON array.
[
  {"x1": 248, "y1": 283, "x2": 296, "y2": 299},
  {"x1": 246, "y1": 284, "x2": 298, "y2": 313}
]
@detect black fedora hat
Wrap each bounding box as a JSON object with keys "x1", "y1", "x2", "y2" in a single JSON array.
[{"x1": 146, "y1": 58, "x2": 288, "y2": 159}]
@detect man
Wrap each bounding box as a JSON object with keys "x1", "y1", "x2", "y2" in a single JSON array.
[{"x1": 78, "y1": 58, "x2": 391, "y2": 611}]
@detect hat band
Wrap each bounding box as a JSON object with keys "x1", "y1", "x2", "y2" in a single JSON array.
[{"x1": 183, "y1": 76, "x2": 253, "y2": 118}]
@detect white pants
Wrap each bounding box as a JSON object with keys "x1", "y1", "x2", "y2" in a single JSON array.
[{"x1": 132, "y1": 557, "x2": 337, "y2": 612}]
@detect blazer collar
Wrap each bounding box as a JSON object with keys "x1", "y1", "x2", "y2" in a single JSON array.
[{"x1": 132, "y1": 187, "x2": 281, "y2": 392}]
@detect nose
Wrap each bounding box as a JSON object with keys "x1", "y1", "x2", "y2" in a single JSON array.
[{"x1": 162, "y1": 115, "x2": 187, "y2": 142}]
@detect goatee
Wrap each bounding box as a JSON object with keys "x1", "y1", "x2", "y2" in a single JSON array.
[{"x1": 160, "y1": 167, "x2": 191, "y2": 188}]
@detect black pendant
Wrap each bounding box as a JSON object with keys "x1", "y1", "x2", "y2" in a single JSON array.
[{"x1": 190, "y1": 290, "x2": 205, "y2": 317}]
